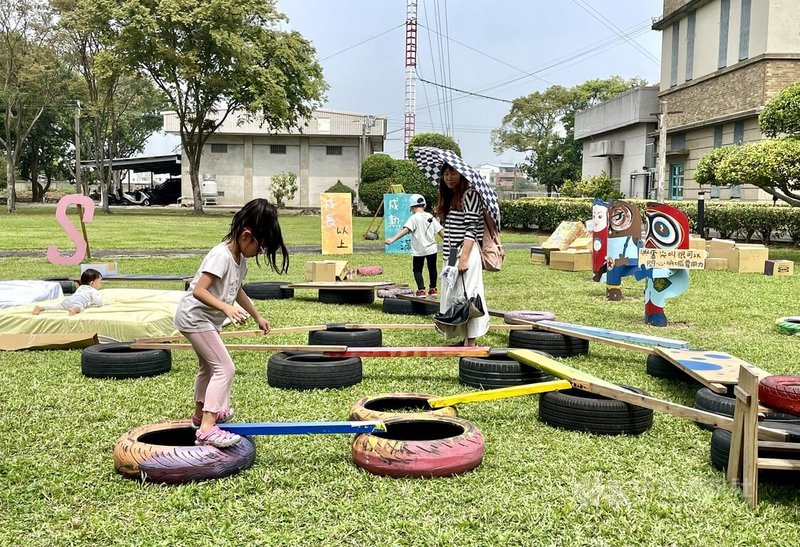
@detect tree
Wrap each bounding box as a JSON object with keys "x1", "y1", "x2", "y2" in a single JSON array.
[
  {"x1": 407, "y1": 132, "x2": 461, "y2": 162},
  {"x1": 759, "y1": 81, "x2": 800, "y2": 138},
  {"x1": 102, "y1": 0, "x2": 326, "y2": 213},
  {"x1": 269, "y1": 172, "x2": 297, "y2": 208},
  {"x1": 0, "y1": 0, "x2": 66, "y2": 213},
  {"x1": 560, "y1": 172, "x2": 625, "y2": 201},
  {"x1": 17, "y1": 102, "x2": 73, "y2": 201},
  {"x1": 492, "y1": 76, "x2": 646, "y2": 195}
]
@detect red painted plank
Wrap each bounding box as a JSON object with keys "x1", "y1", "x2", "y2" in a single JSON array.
[{"x1": 323, "y1": 346, "x2": 491, "y2": 358}]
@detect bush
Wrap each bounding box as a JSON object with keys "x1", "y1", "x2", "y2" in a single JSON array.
[
  {"x1": 559, "y1": 173, "x2": 625, "y2": 201},
  {"x1": 407, "y1": 133, "x2": 461, "y2": 162},
  {"x1": 360, "y1": 154, "x2": 396, "y2": 184},
  {"x1": 269, "y1": 172, "x2": 298, "y2": 208},
  {"x1": 325, "y1": 180, "x2": 355, "y2": 198},
  {"x1": 357, "y1": 159, "x2": 438, "y2": 215}
]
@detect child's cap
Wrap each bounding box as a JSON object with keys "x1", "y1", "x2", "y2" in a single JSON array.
[{"x1": 409, "y1": 194, "x2": 426, "y2": 208}]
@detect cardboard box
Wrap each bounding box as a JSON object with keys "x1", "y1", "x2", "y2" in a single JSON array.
[
  {"x1": 728, "y1": 245, "x2": 769, "y2": 273},
  {"x1": 568, "y1": 236, "x2": 593, "y2": 250},
  {"x1": 81, "y1": 262, "x2": 118, "y2": 277},
  {"x1": 549, "y1": 250, "x2": 592, "y2": 272},
  {"x1": 704, "y1": 257, "x2": 728, "y2": 270},
  {"x1": 304, "y1": 260, "x2": 349, "y2": 282},
  {"x1": 708, "y1": 238, "x2": 735, "y2": 259},
  {"x1": 689, "y1": 235, "x2": 706, "y2": 251},
  {"x1": 530, "y1": 246, "x2": 547, "y2": 265},
  {"x1": 541, "y1": 221, "x2": 588, "y2": 251},
  {"x1": 764, "y1": 259, "x2": 794, "y2": 276}
]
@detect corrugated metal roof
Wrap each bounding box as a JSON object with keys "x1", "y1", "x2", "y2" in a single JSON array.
[{"x1": 162, "y1": 108, "x2": 387, "y2": 138}]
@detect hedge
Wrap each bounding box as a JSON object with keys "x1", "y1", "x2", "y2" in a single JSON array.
[
  {"x1": 359, "y1": 160, "x2": 438, "y2": 215},
  {"x1": 499, "y1": 197, "x2": 800, "y2": 244}
]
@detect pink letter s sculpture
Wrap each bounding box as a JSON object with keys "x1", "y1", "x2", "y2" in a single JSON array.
[{"x1": 47, "y1": 195, "x2": 95, "y2": 265}]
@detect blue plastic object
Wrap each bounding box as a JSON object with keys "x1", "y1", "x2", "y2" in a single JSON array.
[{"x1": 219, "y1": 420, "x2": 385, "y2": 436}]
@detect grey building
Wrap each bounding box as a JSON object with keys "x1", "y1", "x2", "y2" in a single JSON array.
[
  {"x1": 574, "y1": 86, "x2": 660, "y2": 199},
  {"x1": 163, "y1": 108, "x2": 387, "y2": 207}
]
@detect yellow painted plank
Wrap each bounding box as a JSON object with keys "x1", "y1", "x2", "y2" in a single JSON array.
[
  {"x1": 427, "y1": 379, "x2": 571, "y2": 408},
  {"x1": 508, "y1": 349, "x2": 621, "y2": 390}
]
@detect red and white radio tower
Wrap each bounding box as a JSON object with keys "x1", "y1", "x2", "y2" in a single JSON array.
[{"x1": 403, "y1": 0, "x2": 418, "y2": 159}]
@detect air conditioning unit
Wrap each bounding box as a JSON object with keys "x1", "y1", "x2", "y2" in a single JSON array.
[{"x1": 201, "y1": 180, "x2": 218, "y2": 206}]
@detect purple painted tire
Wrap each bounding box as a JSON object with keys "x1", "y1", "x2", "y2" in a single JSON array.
[
  {"x1": 503, "y1": 310, "x2": 556, "y2": 325},
  {"x1": 351, "y1": 416, "x2": 484, "y2": 478},
  {"x1": 113, "y1": 420, "x2": 256, "y2": 484}
]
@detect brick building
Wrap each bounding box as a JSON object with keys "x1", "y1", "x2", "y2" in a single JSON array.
[{"x1": 652, "y1": 0, "x2": 800, "y2": 201}]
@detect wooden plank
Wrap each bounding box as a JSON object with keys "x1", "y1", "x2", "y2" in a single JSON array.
[
  {"x1": 324, "y1": 346, "x2": 491, "y2": 358},
  {"x1": 287, "y1": 281, "x2": 399, "y2": 290},
  {"x1": 757, "y1": 458, "x2": 800, "y2": 471},
  {"x1": 567, "y1": 377, "x2": 789, "y2": 442},
  {"x1": 526, "y1": 320, "x2": 654, "y2": 355},
  {"x1": 758, "y1": 441, "x2": 800, "y2": 452},
  {"x1": 341, "y1": 323, "x2": 531, "y2": 332},
  {"x1": 135, "y1": 325, "x2": 328, "y2": 344},
  {"x1": 427, "y1": 380, "x2": 572, "y2": 408},
  {"x1": 740, "y1": 364, "x2": 761, "y2": 510},
  {"x1": 654, "y1": 347, "x2": 772, "y2": 390},
  {"x1": 220, "y1": 420, "x2": 385, "y2": 435},
  {"x1": 537, "y1": 320, "x2": 690, "y2": 349},
  {"x1": 726, "y1": 396, "x2": 747, "y2": 486},
  {"x1": 508, "y1": 349, "x2": 624, "y2": 390},
  {"x1": 130, "y1": 343, "x2": 347, "y2": 352}
]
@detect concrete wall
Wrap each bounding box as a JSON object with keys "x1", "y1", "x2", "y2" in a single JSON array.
[
  {"x1": 580, "y1": 123, "x2": 655, "y2": 199},
  {"x1": 574, "y1": 87, "x2": 659, "y2": 140},
  {"x1": 767, "y1": 0, "x2": 800, "y2": 53}
]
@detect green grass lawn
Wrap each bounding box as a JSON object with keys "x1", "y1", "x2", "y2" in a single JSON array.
[{"x1": 2, "y1": 210, "x2": 800, "y2": 545}]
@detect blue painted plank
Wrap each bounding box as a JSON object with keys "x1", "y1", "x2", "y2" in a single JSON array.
[
  {"x1": 539, "y1": 320, "x2": 689, "y2": 349},
  {"x1": 219, "y1": 420, "x2": 385, "y2": 436}
]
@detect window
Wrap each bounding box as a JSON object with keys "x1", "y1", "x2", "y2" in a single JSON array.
[
  {"x1": 719, "y1": 0, "x2": 730, "y2": 69},
  {"x1": 713, "y1": 125, "x2": 724, "y2": 148},
  {"x1": 270, "y1": 144, "x2": 286, "y2": 154},
  {"x1": 711, "y1": 185, "x2": 720, "y2": 198},
  {"x1": 210, "y1": 144, "x2": 227, "y2": 153},
  {"x1": 686, "y1": 12, "x2": 696, "y2": 81},
  {"x1": 734, "y1": 121, "x2": 745, "y2": 145},
  {"x1": 739, "y1": 0, "x2": 751, "y2": 61},
  {"x1": 669, "y1": 163, "x2": 684, "y2": 200},
  {"x1": 326, "y1": 146, "x2": 343, "y2": 156},
  {"x1": 671, "y1": 133, "x2": 686, "y2": 151},
  {"x1": 670, "y1": 21, "x2": 680, "y2": 87},
  {"x1": 731, "y1": 185, "x2": 741, "y2": 199}
]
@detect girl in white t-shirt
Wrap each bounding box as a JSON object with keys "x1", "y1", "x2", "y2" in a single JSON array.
[
  {"x1": 385, "y1": 194, "x2": 444, "y2": 296},
  {"x1": 175, "y1": 199, "x2": 289, "y2": 448}
]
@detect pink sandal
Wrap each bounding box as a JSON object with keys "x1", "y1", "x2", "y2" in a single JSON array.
[
  {"x1": 191, "y1": 408, "x2": 235, "y2": 429},
  {"x1": 194, "y1": 425, "x2": 241, "y2": 448}
]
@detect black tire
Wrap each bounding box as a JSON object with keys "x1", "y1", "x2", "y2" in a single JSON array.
[
  {"x1": 267, "y1": 352, "x2": 362, "y2": 390},
  {"x1": 508, "y1": 329, "x2": 589, "y2": 358},
  {"x1": 539, "y1": 385, "x2": 654, "y2": 435},
  {"x1": 459, "y1": 348, "x2": 555, "y2": 389},
  {"x1": 694, "y1": 388, "x2": 798, "y2": 430},
  {"x1": 645, "y1": 354, "x2": 697, "y2": 382},
  {"x1": 710, "y1": 425, "x2": 800, "y2": 483},
  {"x1": 44, "y1": 277, "x2": 76, "y2": 294},
  {"x1": 81, "y1": 343, "x2": 172, "y2": 379},
  {"x1": 382, "y1": 297, "x2": 438, "y2": 316},
  {"x1": 319, "y1": 289, "x2": 375, "y2": 305},
  {"x1": 242, "y1": 281, "x2": 294, "y2": 300},
  {"x1": 308, "y1": 325, "x2": 382, "y2": 348}
]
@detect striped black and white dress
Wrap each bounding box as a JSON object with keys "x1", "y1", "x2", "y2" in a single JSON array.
[{"x1": 443, "y1": 188, "x2": 483, "y2": 263}]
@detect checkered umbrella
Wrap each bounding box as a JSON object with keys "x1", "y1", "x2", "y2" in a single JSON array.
[{"x1": 413, "y1": 146, "x2": 500, "y2": 227}]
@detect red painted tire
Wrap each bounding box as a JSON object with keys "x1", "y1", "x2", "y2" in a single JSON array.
[
  {"x1": 759, "y1": 376, "x2": 800, "y2": 416},
  {"x1": 351, "y1": 416, "x2": 484, "y2": 478},
  {"x1": 113, "y1": 421, "x2": 256, "y2": 484},
  {"x1": 349, "y1": 393, "x2": 458, "y2": 421},
  {"x1": 504, "y1": 310, "x2": 556, "y2": 325}
]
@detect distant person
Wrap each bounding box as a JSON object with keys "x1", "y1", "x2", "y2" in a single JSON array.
[
  {"x1": 385, "y1": 194, "x2": 444, "y2": 296},
  {"x1": 32, "y1": 269, "x2": 103, "y2": 315},
  {"x1": 175, "y1": 198, "x2": 289, "y2": 449}
]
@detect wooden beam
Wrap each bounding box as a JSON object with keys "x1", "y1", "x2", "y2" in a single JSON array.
[
  {"x1": 508, "y1": 349, "x2": 622, "y2": 390},
  {"x1": 341, "y1": 323, "x2": 531, "y2": 331},
  {"x1": 537, "y1": 320, "x2": 690, "y2": 348},
  {"x1": 519, "y1": 320, "x2": 654, "y2": 354},
  {"x1": 323, "y1": 346, "x2": 491, "y2": 358},
  {"x1": 427, "y1": 379, "x2": 571, "y2": 408},
  {"x1": 130, "y1": 343, "x2": 347, "y2": 352},
  {"x1": 135, "y1": 325, "x2": 328, "y2": 344}
]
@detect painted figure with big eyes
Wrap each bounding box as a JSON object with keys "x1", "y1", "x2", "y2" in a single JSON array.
[
  {"x1": 591, "y1": 198, "x2": 609, "y2": 282},
  {"x1": 604, "y1": 200, "x2": 642, "y2": 301},
  {"x1": 634, "y1": 203, "x2": 690, "y2": 326}
]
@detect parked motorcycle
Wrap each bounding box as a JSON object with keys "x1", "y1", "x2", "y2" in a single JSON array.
[{"x1": 120, "y1": 188, "x2": 151, "y2": 206}]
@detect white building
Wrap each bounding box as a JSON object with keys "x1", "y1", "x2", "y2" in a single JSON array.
[{"x1": 163, "y1": 108, "x2": 387, "y2": 207}]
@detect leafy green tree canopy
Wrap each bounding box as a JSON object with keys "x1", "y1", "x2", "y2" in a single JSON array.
[
  {"x1": 760, "y1": 81, "x2": 800, "y2": 138},
  {"x1": 407, "y1": 132, "x2": 461, "y2": 162},
  {"x1": 560, "y1": 173, "x2": 624, "y2": 201}
]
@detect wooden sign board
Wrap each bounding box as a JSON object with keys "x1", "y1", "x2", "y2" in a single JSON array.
[
  {"x1": 654, "y1": 347, "x2": 771, "y2": 392},
  {"x1": 638, "y1": 249, "x2": 707, "y2": 269},
  {"x1": 320, "y1": 193, "x2": 353, "y2": 254},
  {"x1": 384, "y1": 193, "x2": 413, "y2": 254}
]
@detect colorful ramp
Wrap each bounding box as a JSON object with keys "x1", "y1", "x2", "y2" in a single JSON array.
[
  {"x1": 653, "y1": 348, "x2": 771, "y2": 394},
  {"x1": 536, "y1": 320, "x2": 689, "y2": 349}
]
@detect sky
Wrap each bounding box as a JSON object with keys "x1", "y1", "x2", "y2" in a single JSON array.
[{"x1": 145, "y1": 0, "x2": 664, "y2": 167}]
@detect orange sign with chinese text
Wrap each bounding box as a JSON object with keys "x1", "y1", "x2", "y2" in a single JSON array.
[{"x1": 320, "y1": 193, "x2": 352, "y2": 254}]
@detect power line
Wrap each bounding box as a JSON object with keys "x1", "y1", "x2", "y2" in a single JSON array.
[
  {"x1": 569, "y1": 0, "x2": 659, "y2": 64},
  {"x1": 416, "y1": 72, "x2": 513, "y2": 103},
  {"x1": 319, "y1": 23, "x2": 404, "y2": 61},
  {"x1": 421, "y1": 0, "x2": 446, "y2": 133}
]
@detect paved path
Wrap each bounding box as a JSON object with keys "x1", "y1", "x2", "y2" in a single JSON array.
[{"x1": 0, "y1": 243, "x2": 535, "y2": 259}]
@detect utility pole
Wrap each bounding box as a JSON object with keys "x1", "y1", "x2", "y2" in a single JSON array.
[
  {"x1": 74, "y1": 100, "x2": 81, "y2": 194},
  {"x1": 356, "y1": 115, "x2": 376, "y2": 214},
  {"x1": 652, "y1": 100, "x2": 683, "y2": 203}
]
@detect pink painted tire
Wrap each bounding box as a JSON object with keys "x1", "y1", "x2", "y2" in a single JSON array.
[
  {"x1": 351, "y1": 416, "x2": 484, "y2": 478},
  {"x1": 349, "y1": 393, "x2": 458, "y2": 421},
  {"x1": 113, "y1": 421, "x2": 256, "y2": 484},
  {"x1": 503, "y1": 310, "x2": 556, "y2": 325},
  {"x1": 759, "y1": 376, "x2": 800, "y2": 416},
  {"x1": 356, "y1": 265, "x2": 383, "y2": 276}
]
